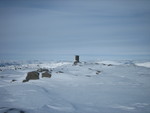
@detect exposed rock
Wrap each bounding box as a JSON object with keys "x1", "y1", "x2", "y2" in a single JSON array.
[
  {"x1": 96, "y1": 70, "x2": 101, "y2": 75},
  {"x1": 37, "y1": 68, "x2": 49, "y2": 72},
  {"x1": 86, "y1": 75, "x2": 91, "y2": 77},
  {"x1": 0, "y1": 76, "x2": 4, "y2": 78},
  {"x1": 42, "y1": 72, "x2": 52, "y2": 78},
  {"x1": 26, "y1": 71, "x2": 39, "y2": 81},
  {"x1": 95, "y1": 63, "x2": 99, "y2": 65},
  {"x1": 3, "y1": 107, "x2": 25, "y2": 113},
  {"x1": 73, "y1": 61, "x2": 82, "y2": 66},
  {"x1": 88, "y1": 68, "x2": 93, "y2": 70},
  {"x1": 22, "y1": 79, "x2": 28, "y2": 83},
  {"x1": 56, "y1": 71, "x2": 64, "y2": 73},
  {"x1": 11, "y1": 79, "x2": 17, "y2": 82},
  {"x1": 73, "y1": 61, "x2": 79, "y2": 65},
  {"x1": 102, "y1": 63, "x2": 106, "y2": 65},
  {"x1": 108, "y1": 64, "x2": 113, "y2": 66}
]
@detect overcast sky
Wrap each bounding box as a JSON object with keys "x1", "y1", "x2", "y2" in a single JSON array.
[{"x1": 0, "y1": 0, "x2": 150, "y2": 60}]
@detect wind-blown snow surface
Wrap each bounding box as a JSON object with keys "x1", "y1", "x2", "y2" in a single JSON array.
[
  {"x1": 0, "y1": 60, "x2": 150, "y2": 113},
  {"x1": 135, "y1": 62, "x2": 150, "y2": 68}
]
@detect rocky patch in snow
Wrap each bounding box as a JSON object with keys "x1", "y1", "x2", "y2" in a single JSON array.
[
  {"x1": 1, "y1": 60, "x2": 150, "y2": 113},
  {"x1": 23, "y1": 71, "x2": 39, "y2": 82},
  {"x1": 0, "y1": 107, "x2": 25, "y2": 113}
]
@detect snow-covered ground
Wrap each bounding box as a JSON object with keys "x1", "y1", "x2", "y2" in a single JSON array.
[{"x1": 0, "y1": 60, "x2": 150, "y2": 113}]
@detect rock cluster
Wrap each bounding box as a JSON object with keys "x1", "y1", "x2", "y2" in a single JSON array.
[{"x1": 23, "y1": 68, "x2": 52, "y2": 82}]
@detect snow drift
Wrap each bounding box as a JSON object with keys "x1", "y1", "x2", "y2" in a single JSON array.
[{"x1": 135, "y1": 62, "x2": 150, "y2": 68}]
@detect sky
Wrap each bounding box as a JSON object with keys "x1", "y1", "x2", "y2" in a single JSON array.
[{"x1": 0, "y1": 0, "x2": 150, "y2": 60}]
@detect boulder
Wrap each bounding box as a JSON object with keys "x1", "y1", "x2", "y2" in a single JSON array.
[
  {"x1": 26, "y1": 71, "x2": 39, "y2": 81},
  {"x1": 42, "y1": 72, "x2": 52, "y2": 78}
]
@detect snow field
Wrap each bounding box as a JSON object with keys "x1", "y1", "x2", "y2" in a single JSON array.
[{"x1": 0, "y1": 60, "x2": 150, "y2": 113}]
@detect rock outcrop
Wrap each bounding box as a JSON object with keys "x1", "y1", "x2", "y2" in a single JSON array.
[{"x1": 23, "y1": 71, "x2": 39, "y2": 82}]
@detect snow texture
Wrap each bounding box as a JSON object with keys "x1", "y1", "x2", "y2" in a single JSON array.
[{"x1": 0, "y1": 60, "x2": 150, "y2": 113}]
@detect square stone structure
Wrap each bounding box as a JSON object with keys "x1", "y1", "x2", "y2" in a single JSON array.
[{"x1": 75, "y1": 55, "x2": 79, "y2": 62}]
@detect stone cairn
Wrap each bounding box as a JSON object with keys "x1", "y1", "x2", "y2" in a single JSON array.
[{"x1": 74, "y1": 55, "x2": 80, "y2": 65}]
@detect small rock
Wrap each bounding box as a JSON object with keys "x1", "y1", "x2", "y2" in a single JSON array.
[
  {"x1": 0, "y1": 76, "x2": 4, "y2": 78},
  {"x1": 102, "y1": 63, "x2": 106, "y2": 65},
  {"x1": 11, "y1": 79, "x2": 17, "y2": 82},
  {"x1": 42, "y1": 72, "x2": 52, "y2": 78},
  {"x1": 22, "y1": 79, "x2": 28, "y2": 83},
  {"x1": 3, "y1": 108, "x2": 25, "y2": 113},
  {"x1": 96, "y1": 70, "x2": 101, "y2": 75},
  {"x1": 108, "y1": 64, "x2": 113, "y2": 66},
  {"x1": 37, "y1": 68, "x2": 49, "y2": 72},
  {"x1": 86, "y1": 75, "x2": 91, "y2": 77},
  {"x1": 88, "y1": 68, "x2": 93, "y2": 70},
  {"x1": 56, "y1": 71, "x2": 64, "y2": 73},
  {"x1": 73, "y1": 61, "x2": 81, "y2": 65}
]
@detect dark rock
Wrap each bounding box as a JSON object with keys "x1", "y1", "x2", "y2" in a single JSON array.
[
  {"x1": 88, "y1": 68, "x2": 93, "y2": 70},
  {"x1": 102, "y1": 63, "x2": 106, "y2": 65},
  {"x1": 86, "y1": 75, "x2": 91, "y2": 77},
  {"x1": 108, "y1": 64, "x2": 113, "y2": 66},
  {"x1": 73, "y1": 61, "x2": 79, "y2": 65},
  {"x1": 0, "y1": 76, "x2": 4, "y2": 78},
  {"x1": 73, "y1": 61, "x2": 82, "y2": 66},
  {"x1": 11, "y1": 79, "x2": 17, "y2": 82},
  {"x1": 56, "y1": 71, "x2": 64, "y2": 73},
  {"x1": 42, "y1": 72, "x2": 52, "y2": 78},
  {"x1": 95, "y1": 63, "x2": 99, "y2": 65},
  {"x1": 26, "y1": 71, "x2": 39, "y2": 81},
  {"x1": 37, "y1": 68, "x2": 49, "y2": 72},
  {"x1": 3, "y1": 107, "x2": 25, "y2": 113},
  {"x1": 96, "y1": 70, "x2": 101, "y2": 75},
  {"x1": 22, "y1": 79, "x2": 28, "y2": 83}
]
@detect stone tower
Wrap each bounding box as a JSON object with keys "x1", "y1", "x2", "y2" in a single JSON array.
[{"x1": 74, "y1": 55, "x2": 80, "y2": 65}]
